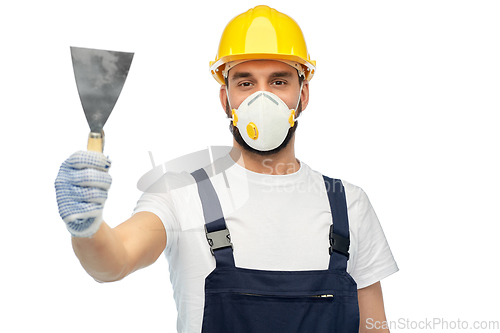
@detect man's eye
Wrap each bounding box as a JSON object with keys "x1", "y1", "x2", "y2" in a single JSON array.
[
  {"x1": 239, "y1": 82, "x2": 252, "y2": 87},
  {"x1": 273, "y1": 80, "x2": 286, "y2": 86}
]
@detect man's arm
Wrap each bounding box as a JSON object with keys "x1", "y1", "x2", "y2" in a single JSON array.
[
  {"x1": 358, "y1": 281, "x2": 390, "y2": 333},
  {"x1": 72, "y1": 212, "x2": 166, "y2": 282}
]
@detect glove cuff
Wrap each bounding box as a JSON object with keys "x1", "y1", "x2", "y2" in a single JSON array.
[{"x1": 66, "y1": 216, "x2": 104, "y2": 238}]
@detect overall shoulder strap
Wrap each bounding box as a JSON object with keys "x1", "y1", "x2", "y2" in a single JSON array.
[
  {"x1": 191, "y1": 168, "x2": 235, "y2": 268},
  {"x1": 322, "y1": 175, "x2": 350, "y2": 271}
]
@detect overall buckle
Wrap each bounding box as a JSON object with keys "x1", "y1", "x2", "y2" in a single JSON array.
[
  {"x1": 205, "y1": 226, "x2": 233, "y2": 256},
  {"x1": 329, "y1": 224, "x2": 350, "y2": 259}
]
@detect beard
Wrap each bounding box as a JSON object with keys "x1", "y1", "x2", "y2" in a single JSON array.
[{"x1": 226, "y1": 100, "x2": 302, "y2": 156}]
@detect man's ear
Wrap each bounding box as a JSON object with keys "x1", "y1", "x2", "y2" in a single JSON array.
[
  {"x1": 300, "y1": 79, "x2": 310, "y2": 111},
  {"x1": 219, "y1": 84, "x2": 227, "y2": 108},
  {"x1": 220, "y1": 85, "x2": 230, "y2": 117}
]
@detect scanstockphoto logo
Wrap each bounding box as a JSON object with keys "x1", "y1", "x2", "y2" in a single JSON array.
[
  {"x1": 136, "y1": 146, "x2": 349, "y2": 196},
  {"x1": 261, "y1": 166, "x2": 347, "y2": 194},
  {"x1": 366, "y1": 317, "x2": 499, "y2": 330}
]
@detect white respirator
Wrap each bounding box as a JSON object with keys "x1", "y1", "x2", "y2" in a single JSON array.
[{"x1": 229, "y1": 88, "x2": 302, "y2": 151}]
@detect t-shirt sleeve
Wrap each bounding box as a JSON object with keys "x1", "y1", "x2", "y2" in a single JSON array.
[
  {"x1": 348, "y1": 185, "x2": 399, "y2": 289},
  {"x1": 133, "y1": 174, "x2": 185, "y2": 253}
]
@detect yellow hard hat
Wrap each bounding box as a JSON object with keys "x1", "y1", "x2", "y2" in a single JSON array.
[{"x1": 210, "y1": 5, "x2": 316, "y2": 85}]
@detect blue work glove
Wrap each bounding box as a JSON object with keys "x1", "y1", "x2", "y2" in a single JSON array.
[{"x1": 55, "y1": 151, "x2": 112, "y2": 237}]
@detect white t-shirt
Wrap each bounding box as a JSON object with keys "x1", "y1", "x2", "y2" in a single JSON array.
[{"x1": 133, "y1": 154, "x2": 398, "y2": 333}]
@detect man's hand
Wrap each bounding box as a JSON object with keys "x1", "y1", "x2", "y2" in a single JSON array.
[{"x1": 55, "y1": 151, "x2": 112, "y2": 238}]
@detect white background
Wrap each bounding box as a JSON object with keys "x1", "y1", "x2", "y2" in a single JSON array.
[{"x1": 2, "y1": 0, "x2": 499, "y2": 332}]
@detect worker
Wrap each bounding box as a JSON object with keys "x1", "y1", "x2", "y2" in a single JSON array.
[{"x1": 55, "y1": 5, "x2": 398, "y2": 333}]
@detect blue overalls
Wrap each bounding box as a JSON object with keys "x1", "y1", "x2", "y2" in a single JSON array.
[{"x1": 191, "y1": 168, "x2": 359, "y2": 333}]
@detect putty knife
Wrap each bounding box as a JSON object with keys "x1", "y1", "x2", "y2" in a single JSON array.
[{"x1": 70, "y1": 46, "x2": 134, "y2": 152}]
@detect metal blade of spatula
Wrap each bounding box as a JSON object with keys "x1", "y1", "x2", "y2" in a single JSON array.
[{"x1": 70, "y1": 46, "x2": 134, "y2": 152}]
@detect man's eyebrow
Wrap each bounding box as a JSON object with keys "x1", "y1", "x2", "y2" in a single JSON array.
[
  {"x1": 270, "y1": 71, "x2": 293, "y2": 78},
  {"x1": 230, "y1": 71, "x2": 294, "y2": 80},
  {"x1": 230, "y1": 72, "x2": 252, "y2": 80}
]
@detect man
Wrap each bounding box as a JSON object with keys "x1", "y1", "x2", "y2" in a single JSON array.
[{"x1": 55, "y1": 5, "x2": 398, "y2": 333}]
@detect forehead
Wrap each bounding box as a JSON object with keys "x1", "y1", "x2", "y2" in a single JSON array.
[{"x1": 229, "y1": 60, "x2": 296, "y2": 79}]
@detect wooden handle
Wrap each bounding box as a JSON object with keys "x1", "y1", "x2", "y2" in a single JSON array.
[{"x1": 87, "y1": 132, "x2": 104, "y2": 152}]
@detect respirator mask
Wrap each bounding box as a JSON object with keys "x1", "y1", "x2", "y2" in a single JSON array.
[{"x1": 229, "y1": 84, "x2": 303, "y2": 152}]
